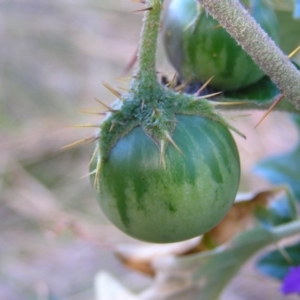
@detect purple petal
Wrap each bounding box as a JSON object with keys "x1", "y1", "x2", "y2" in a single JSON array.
[{"x1": 281, "y1": 265, "x2": 300, "y2": 295}]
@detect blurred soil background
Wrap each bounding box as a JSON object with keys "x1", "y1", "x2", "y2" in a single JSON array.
[{"x1": 0, "y1": 0, "x2": 299, "y2": 299}]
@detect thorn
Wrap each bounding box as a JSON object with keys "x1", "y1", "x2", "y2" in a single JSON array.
[
  {"x1": 80, "y1": 169, "x2": 96, "y2": 179},
  {"x1": 94, "y1": 98, "x2": 111, "y2": 110},
  {"x1": 275, "y1": 243, "x2": 294, "y2": 265},
  {"x1": 195, "y1": 91, "x2": 222, "y2": 100},
  {"x1": 166, "y1": 73, "x2": 177, "y2": 89},
  {"x1": 78, "y1": 110, "x2": 107, "y2": 116},
  {"x1": 194, "y1": 76, "x2": 214, "y2": 96},
  {"x1": 227, "y1": 125, "x2": 247, "y2": 139},
  {"x1": 115, "y1": 76, "x2": 132, "y2": 83},
  {"x1": 67, "y1": 124, "x2": 101, "y2": 128},
  {"x1": 94, "y1": 98, "x2": 119, "y2": 113},
  {"x1": 288, "y1": 45, "x2": 300, "y2": 59},
  {"x1": 209, "y1": 100, "x2": 247, "y2": 106},
  {"x1": 102, "y1": 81, "x2": 122, "y2": 99},
  {"x1": 121, "y1": 48, "x2": 138, "y2": 76},
  {"x1": 227, "y1": 114, "x2": 252, "y2": 121},
  {"x1": 89, "y1": 144, "x2": 99, "y2": 167},
  {"x1": 61, "y1": 135, "x2": 98, "y2": 150},
  {"x1": 184, "y1": 2, "x2": 201, "y2": 31},
  {"x1": 185, "y1": 19, "x2": 197, "y2": 31},
  {"x1": 117, "y1": 86, "x2": 130, "y2": 92},
  {"x1": 213, "y1": 24, "x2": 222, "y2": 29},
  {"x1": 131, "y1": 0, "x2": 146, "y2": 3},
  {"x1": 133, "y1": 7, "x2": 152, "y2": 12},
  {"x1": 109, "y1": 122, "x2": 116, "y2": 132},
  {"x1": 164, "y1": 131, "x2": 184, "y2": 155},
  {"x1": 160, "y1": 140, "x2": 166, "y2": 169},
  {"x1": 174, "y1": 80, "x2": 190, "y2": 93},
  {"x1": 254, "y1": 94, "x2": 284, "y2": 129},
  {"x1": 94, "y1": 154, "x2": 102, "y2": 192}
]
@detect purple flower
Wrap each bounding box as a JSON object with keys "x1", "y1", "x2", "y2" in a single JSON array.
[{"x1": 281, "y1": 265, "x2": 300, "y2": 295}]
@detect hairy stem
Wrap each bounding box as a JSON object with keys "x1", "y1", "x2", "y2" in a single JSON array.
[
  {"x1": 132, "y1": 0, "x2": 164, "y2": 89},
  {"x1": 198, "y1": 0, "x2": 300, "y2": 110}
]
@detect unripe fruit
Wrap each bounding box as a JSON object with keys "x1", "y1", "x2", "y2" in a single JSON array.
[
  {"x1": 162, "y1": 0, "x2": 279, "y2": 90},
  {"x1": 91, "y1": 114, "x2": 240, "y2": 243}
]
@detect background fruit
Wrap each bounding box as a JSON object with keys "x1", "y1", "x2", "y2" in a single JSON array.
[
  {"x1": 163, "y1": 0, "x2": 279, "y2": 91},
  {"x1": 92, "y1": 115, "x2": 240, "y2": 243}
]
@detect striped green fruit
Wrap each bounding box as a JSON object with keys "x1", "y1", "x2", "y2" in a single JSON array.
[
  {"x1": 92, "y1": 115, "x2": 240, "y2": 243},
  {"x1": 162, "y1": 0, "x2": 279, "y2": 91}
]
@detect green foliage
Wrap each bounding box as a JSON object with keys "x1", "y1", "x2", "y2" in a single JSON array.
[
  {"x1": 218, "y1": 63, "x2": 300, "y2": 112},
  {"x1": 188, "y1": 228, "x2": 276, "y2": 299},
  {"x1": 276, "y1": 10, "x2": 300, "y2": 62},
  {"x1": 255, "y1": 116, "x2": 300, "y2": 201},
  {"x1": 222, "y1": 73, "x2": 297, "y2": 111},
  {"x1": 95, "y1": 219, "x2": 300, "y2": 300},
  {"x1": 257, "y1": 241, "x2": 300, "y2": 280}
]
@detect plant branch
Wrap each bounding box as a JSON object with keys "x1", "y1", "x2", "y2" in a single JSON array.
[{"x1": 198, "y1": 0, "x2": 300, "y2": 110}]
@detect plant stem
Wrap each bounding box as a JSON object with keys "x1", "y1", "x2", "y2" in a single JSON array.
[
  {"x1": 198, "y1": 0, "x2": 300, "y2": 110},
  {"x1": 132, "y1": 0, "x2": 163, "y2": 89},
  {"x1": 273, "y1": 219, "x2": 300, "y2": 241}
]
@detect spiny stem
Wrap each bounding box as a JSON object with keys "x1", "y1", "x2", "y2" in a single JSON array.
[
  {"x1": 198, "y1": 0, "x2": 300, "y2": 110},
  {"x1": 132, "y1": 0, "x2": 164, "y2": 89}
]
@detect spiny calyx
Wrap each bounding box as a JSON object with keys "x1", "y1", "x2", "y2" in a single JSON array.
[{"x1": 96, "y1": 80, "x2": 243, "y2": 167}]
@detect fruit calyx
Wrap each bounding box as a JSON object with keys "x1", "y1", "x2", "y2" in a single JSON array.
[{"x1": 97, "y1": 82, "x2": 243, "y2": 165}]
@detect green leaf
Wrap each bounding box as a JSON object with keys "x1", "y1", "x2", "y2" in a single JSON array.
[
  {"x1": 276, "y1": 11, "x2": 300, "y2": 63},
  {"x1": 222, "y1": 75, "x2": 298, "y2": 112},
  {"x1": 189, "y1": 229, "x2": 276, "y2": 299},
  {"x1": 257, "y1": 241, "x2": 300, "y2": 280},
  {"x1": 137, "y1": 228, "x2": 278, "y2": 300},
  {"x1": 255, "y1": 116, "x2": 300, "y2": 201},
  {"x1": 94, "y1": 221, "x2": 300, "y2": 300},
  {"x1": 223, "y1": 75, "x2": 277, "y2": 103}
]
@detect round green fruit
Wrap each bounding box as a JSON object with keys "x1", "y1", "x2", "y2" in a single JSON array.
[
  {"x1": 92, "y1": 115, "x2": 240, "y2": 243},
  {"x1": 162, "y1": 0, "x2": 279, "y2": 91}
]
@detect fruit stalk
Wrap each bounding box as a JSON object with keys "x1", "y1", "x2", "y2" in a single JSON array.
[
  {"x1": 132, "y1": 0, "x2": 164, "y2": 90},
  {"x1": 198, "y1": 0, "x2": 300, "y2": 110}
]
